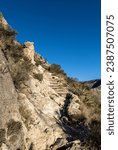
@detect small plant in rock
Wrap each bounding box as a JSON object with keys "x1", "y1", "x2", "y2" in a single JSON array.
[
  {"x1": 0, "y1": 13, "x2": 17, "y2": 37},
  {"x1": 34, "y1": 53, "x2": 47, "y2": 67},
  {"x1": 33, "y1": 73, "x2": 43, "y2": 81},
  {"x1": 13, "y1": 60, "x2": 34, "y2": 88},
  {"x1": 10, "y1": 44, "x2": 24, "y2": 61},
  {"x1": 67, "y1": 77, "x2": 82, "y2": 96},
  {"x1": 7, "y1": 119, "x2": 22, "y2": 136}
]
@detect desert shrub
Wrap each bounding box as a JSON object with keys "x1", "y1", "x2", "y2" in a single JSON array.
[
  {"x1": 0, "y1": 13, "x2": 17, "y2": 38},
  {"x1": 13, "y1": 60, "x2": 34, "y2": 88},
  {"x1": 80, "y1": 90, "x2": 101, "y2": 124},
  {"x1": 1, "y1": 29, "x2": 17, "y2": 36},
  {"x1": 34, "y1": 53, "x2": 44, "y2": 66},
  {"x1": 33, "y1": 73, "x2": 43, "y2": 81},
  {"x1": 0, "y1": 15, "x2": 17, "y2": 55},
  {"x1": 48, "y1": 64, "x2": 67, "y2": 76},
  {"x1": 10, "y1": 44, "x2": 24, "y2": 60},
  {"x1": 67, "y1": 77, "x2": 90, "y2": 96},
  {"x1": 7, "y1": 119, "x2": 22, "y2": 136},
  {"x1": 2, "y1": 43, "x2": 24, "y2": 63},
  {"x1": 82, "y1": 94, "x2": 95, "y2": 107},
  {"x1": 14, "y1": 72, "x2": 29, "y2": 84},
  {"x1": 81, "y1": 120, "x2": 101, "y2": 150},
  {"x1": 0, "y1": 25, "x2": 17, "y2": 41},
  {"x1": 79, "y1": 90, "x2": 101, "y2": 149}
]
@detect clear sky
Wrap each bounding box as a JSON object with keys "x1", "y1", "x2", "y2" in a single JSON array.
[{"x1": 0, "y1": 0, "x2": 101, "y2": 81}]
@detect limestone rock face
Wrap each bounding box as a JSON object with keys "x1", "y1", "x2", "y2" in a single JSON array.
[
  {"x1": 68, "y1": 95, "x2": 81, "y2": 121},
  {"x1": 0, "y1": 49, "x2": 26, "y2": 150}
]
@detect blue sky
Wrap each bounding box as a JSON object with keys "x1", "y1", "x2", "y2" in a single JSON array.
[{"x1": 0, "y1": 0, "x2": 101, "y2": 81}]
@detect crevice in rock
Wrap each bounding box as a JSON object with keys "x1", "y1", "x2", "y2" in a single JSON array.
[
  {"x1": 29, "y1": 143, "x2": 33, "y2": 150},
  {"x1": 58, "y1": 93, "x2": 90, "y2": 145},
  {"x1": 57, "y1": 92, "x2": 101, "y2": 149},
  {"x1": 56, "y1": 142, "x2": 73, "y2": 150},
  {"x1": 60, "y1": 93, "x2": 72, "y2": 118},
  {"x1": 0, "y1": 129, "x2": 6, "y2": 144}
]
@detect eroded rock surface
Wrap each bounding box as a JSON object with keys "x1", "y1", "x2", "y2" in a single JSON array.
[{"x1": 0, "y1": 46, "x2": 26, "y2": 150}]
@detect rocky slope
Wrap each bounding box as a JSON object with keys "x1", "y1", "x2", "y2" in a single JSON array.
[{"x1": 0, "y1": 14, "x2": 101, "y2": 150}]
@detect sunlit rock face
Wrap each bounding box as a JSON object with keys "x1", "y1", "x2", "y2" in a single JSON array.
[
  {"x1": 23, "y1": 42, "x2": 35, "y2": 64},
  {"x1": 0, "y1": 14, "x2": 9, "y2": 29}
]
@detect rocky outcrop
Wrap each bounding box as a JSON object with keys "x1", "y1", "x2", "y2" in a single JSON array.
[
  {"x1": 0, "y1": 14, "x2": 100, "y2": 150},
  {"x1": 0, "y1": 47, "x2": 25, "y2": 150},
  {"x1": 67, "y1": 95, "x2": 81, "y2": 121},
  {"x1": 23, "y1": 42, "x2": 35, "y2": 64}
]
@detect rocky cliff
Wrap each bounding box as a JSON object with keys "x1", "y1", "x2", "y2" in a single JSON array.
[{"x1": 0, "y1": 14, "x2": 101, "y2": 150}]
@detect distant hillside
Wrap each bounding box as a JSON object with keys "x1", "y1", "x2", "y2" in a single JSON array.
[{"x1": 80, "y1": 79, "x2": 101, "y2": 89}]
